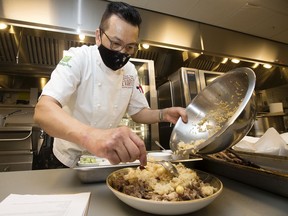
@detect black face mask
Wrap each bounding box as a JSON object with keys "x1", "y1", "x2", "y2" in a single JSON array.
[{"x1": 98, "y1": 44, "x2": 130, "y2": 71}]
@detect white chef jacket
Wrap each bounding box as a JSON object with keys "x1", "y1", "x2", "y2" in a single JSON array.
[{"x1": 41, "y1": 45, "x2": 149, "y2": 167}]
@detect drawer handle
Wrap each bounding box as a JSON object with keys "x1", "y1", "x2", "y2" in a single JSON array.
[{"x1": 0, "y1": 131, "x2": 32, "y2": 142}]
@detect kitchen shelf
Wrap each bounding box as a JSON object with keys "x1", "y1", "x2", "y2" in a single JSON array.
[
  {"x1": 0, "y1": 104, "x2": 35, "y2": 108},
  {"x1": 0, "y1": 89, "x2": 30, "y2": 92},
  {"x1": 257, "y1": 112, "x2": 288, "y2": 117}
]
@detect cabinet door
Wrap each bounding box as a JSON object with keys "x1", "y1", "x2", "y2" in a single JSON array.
[
  {"x1": 169, "y1": 67, "x2": 201, "y2": 107},
  {"x1": 199, "y1": 70, "x2": 224, "y2": 90},
  {"x1": 184, "y1": 69, "x2": 201, "y2": 106}
]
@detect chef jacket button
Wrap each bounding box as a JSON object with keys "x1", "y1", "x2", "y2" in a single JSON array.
[
  {"x1": 97, "y1": 104, "x2": 101, "y2": 108},
  {"x1": 114, "y1": 105, "x2": 118, "y2": 108},
  {"x1": 109, "y1": 124, "x2": 113, "y2": 127},
  {"x1": 98, "y1": 82, "x2": 102, "y2": 87}
]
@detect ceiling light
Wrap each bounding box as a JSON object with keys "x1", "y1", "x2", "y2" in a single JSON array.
[
  {"x1": 263, "y1": 63, "x2": 272, "y2": 69},
  {"x1": 182, "y1": 51, "x2": 189, "y2": 61},
  {"x1": 0, "y1": 23, "x2": 8, "y2": 30},
  {"x1": 142, "y1": 43, "x2": 150, "y2": 49},
  {"x1": 79, "y1": 33, "x2": 85, "y2": 41},
  {"x1": 221, "y1": 58, "x2": 228, "y2": 64},
  {"x1": 231, "y1": 58, "x2": 240, "y2": 64},
  {"x1": 251, "y1": 63, "x2": 259, "y2": 69},
  {"x1": 40, "y1": 77, "x2": 48, "y2": 90}
]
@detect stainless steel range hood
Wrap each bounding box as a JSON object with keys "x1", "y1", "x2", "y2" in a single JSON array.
[
  {"x1": 0, "y1": 26, "x2": 95, "y2": 76},
  {"x1": 1, "y1": 0, "x2": 288, "y2": 91},
  {"x1": 135, "y1": 46, "x2": 288, "y2": 90},
  {"x1": 1, "y1": 25, "x2": 288, "y2": 91}
]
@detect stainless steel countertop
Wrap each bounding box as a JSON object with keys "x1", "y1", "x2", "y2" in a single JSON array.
[{"x1": 0, "y1": 168, "x2": 287, "y2": 216}]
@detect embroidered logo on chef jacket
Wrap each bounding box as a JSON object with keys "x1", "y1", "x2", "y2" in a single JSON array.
[
  {"x1": 122, "y1": 75, "x2": 134, "y2": 88},
  {"x1": 59, "y1": 56, "x2": 72, "y2": 68}
]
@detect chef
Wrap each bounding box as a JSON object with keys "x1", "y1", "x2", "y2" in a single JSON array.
[{"x1": 34, "y1": 1, "x2": 187, "y2": 168}]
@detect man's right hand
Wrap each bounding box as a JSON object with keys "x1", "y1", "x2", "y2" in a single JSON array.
[{"x1": 81, "y1": 126, "x2": 147, "y2": 166}]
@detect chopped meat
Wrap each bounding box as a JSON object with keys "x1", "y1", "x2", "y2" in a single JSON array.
[{"x1": 110, "y1": 163, "x2": 217, "y2": 201}]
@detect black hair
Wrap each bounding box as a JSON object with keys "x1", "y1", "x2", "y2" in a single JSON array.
[{"x1": 99, "y1": 1, "x2": 142, "y2": 30}]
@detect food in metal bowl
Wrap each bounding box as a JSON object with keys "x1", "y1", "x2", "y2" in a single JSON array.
[{"x1": 170, "y1": 67, "x2": 257, "y2": 155}]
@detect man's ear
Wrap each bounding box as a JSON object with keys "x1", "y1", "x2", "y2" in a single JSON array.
[{"x1": 95, "y1": 29, "x2": 101, "y2": 45}]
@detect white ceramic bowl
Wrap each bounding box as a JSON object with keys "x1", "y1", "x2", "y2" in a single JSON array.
[
  {"x1": 106, "y1": 168, "x2": 223, "y2": 215},
  {"x1": 159, "y1": 150, "x2": 190, "y2": 161},
  {"x1": 147, "y1": 152, "x2": 172, "y2": 161},
  {"x1": 171, "y1": 153, "x2": 190, "y2": 161}
]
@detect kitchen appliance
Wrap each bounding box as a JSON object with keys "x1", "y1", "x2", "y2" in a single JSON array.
[
  {"x1": 119, "y1": 58, "x2": 158, "y2": 150},
  {"x1": 0, "y1": 110, "x2": 22, "y2": 127},
  {"x1": 157, "y1": 67, "x2": 224, "y2": 148},
  {"x1": 0, "y1": 126, "x2": 42, "y2": 171}
]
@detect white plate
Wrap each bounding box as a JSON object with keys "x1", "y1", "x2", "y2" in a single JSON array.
[
  {"x1": 147, "y1": 152, "x2": 172, "y2": 161},
  {"x1": 106, "y1": 168, "x2": 223, "y2": 215}
]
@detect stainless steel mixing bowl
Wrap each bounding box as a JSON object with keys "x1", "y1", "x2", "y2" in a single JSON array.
[{"x1": 170, "y1": 67, "x2": 257, "y2": 154}]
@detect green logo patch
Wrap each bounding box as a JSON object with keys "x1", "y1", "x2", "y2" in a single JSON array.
[
  {"x1": 59, "y1": 56, "x2": 72, "y2": 68},
  {"x1": 61, "y1": 56, "x2": 72, "y2": 63}
]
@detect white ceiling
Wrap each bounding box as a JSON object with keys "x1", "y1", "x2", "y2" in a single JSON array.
[{"x1": 114, "y1": 0, "x2": 288, "y2": 45}]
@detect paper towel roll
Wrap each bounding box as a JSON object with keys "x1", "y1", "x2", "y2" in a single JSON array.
[{"x1": 269, "y1": 102, "x2": 283, "y2": 113}]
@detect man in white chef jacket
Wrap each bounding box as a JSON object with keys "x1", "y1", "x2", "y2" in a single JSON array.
[{"x1": 34, "y1": 1, "x2": 187, "y2": 168}]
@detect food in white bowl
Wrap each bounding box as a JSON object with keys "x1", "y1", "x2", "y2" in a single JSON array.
[{"x1": 106, "y1": 163, "x2": 223, "y2": 215}]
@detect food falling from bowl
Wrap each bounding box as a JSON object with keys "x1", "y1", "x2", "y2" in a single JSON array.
[{"x1": 175, "y1": 100, "x2": 241, "y2": 155}]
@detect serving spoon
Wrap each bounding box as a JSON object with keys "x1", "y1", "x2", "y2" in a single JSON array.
[
  {"x1": 152, "y1": 141, "x2": 178, "y2": 176},
  {"x1": 158, "y1": 160, "x2": 179, "y2": 177},
  {"x1": 143, "y1": 160, "x2": 179, "y2": 177},
  {"x1": 155, "y1": 140, "x2": 166, "y2": 151}
]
